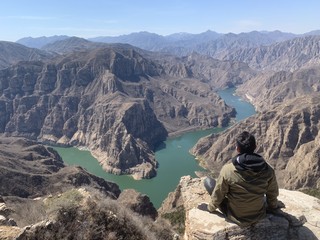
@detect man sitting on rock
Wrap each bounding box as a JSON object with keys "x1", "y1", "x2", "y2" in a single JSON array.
[{"x1": 204, "y1": 131, "x2": 280, "y2": 227}]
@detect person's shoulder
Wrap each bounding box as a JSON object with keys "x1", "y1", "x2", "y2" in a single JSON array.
[
  {"x1": 221, "y1": 162, "x2": 236, "y2": 173},
  {"x1": 219, "y1": 162, "x2": 237, "y2": 181}
]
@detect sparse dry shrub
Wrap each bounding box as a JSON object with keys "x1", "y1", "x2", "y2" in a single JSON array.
[
  {"x1": 301, "y1": 188, "x2": 320, "y2": 199},
  {"x1": 161, "y1": 205, "x2": 186, "y2": 235},
  {"x1": 19, "y1": 188, "x2": 177, "y2": 240},
  {"x1": 44, "y1": 188, "x2": 84, "y2": 215},
  {"x1": 4, "y1": 196, "x2": 46, "y2": 227}
]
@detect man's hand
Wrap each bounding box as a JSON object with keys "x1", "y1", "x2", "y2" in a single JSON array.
[
  {"x1": 267, "y1": 200, "x2": 285, "y2": 214},
  {"x1": 277, "y1": 200, "x2": 285, "y2": 209},
  {"x1": 197, "y1": 203, "x2": 221, "y2": 214},
  {"x1": 197, "y1": 203, "x2": 209, "y2": 211}
]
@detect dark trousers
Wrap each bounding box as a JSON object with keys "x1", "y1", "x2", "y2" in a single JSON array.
[{"x1": 204, "y1": 177, "x2": 216, "y2": 195}]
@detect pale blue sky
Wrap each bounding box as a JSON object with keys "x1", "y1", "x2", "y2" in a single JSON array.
[{"x1": 1, "y1": 0, "x2": 319, "y2": 41}]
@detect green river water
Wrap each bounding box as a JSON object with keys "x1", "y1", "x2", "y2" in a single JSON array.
[{"x1": 53, "y1": 88, "x2": 256, "y2": 208}]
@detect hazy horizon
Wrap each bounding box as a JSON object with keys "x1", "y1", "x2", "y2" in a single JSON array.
[
  {"x1": 1, "y1": 0, "x2": 320, "y2": 42},
  {"x1": 12, "y1": 29, "x2": 320, "y2": 44}
]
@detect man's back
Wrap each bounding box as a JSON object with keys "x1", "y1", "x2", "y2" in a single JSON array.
[
  {"x1": 207, "y1": 131, "x2": 279, "y2": 227},
  {"x1": 215, "y1": 161, "x2": 278, "y2": 226},
  {"x1": 211, "y1": 154, "x2": 278, "y2": 226}
]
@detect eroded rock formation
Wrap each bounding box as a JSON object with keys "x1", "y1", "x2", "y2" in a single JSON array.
[
  {"x1": 236, "y1": 65, "x2": 320, "y2": 111},
  {"x1": 222, "y1": 35, "x2": 320, "y2": 72},
  {"x1": 0, "y1": 45, "x2": 243, "y2": 178}
]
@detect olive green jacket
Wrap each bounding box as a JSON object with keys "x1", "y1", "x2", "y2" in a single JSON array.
[{"x1": 208, "y1": 162, "x2": 279, "y2": 227}]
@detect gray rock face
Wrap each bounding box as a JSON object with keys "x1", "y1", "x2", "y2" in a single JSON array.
[
  {"x1": 0, "y1": 46, "x2": 240, "y2": 178},
  {"x1": 223, "y1": 35, "x2": 320, "y2": 72},
  {"x1": 236, "y1": 65, "x2": 320, "y2": 112}
]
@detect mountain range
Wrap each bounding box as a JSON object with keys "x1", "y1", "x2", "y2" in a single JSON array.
[
  {"x1": 15, "y1": 30, "x2": 318, "y2": 52},
  {"x1": 0, "y1": 41, "x2": 246, "y2": 179},
  {"x1": 0, "y1": 29, "x2": 320, "y2": 238},
  {"x1": 1, "y1": 29, "x2": 320, "y2": 185}
]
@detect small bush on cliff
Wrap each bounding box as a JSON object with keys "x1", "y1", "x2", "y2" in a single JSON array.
[
  {"x1": 301, "y1": 188, "x2": 320, "y2": 199},
  {"x1": 44, "y1": 188, "x2": 84, "y2": 215},
  {"x1": 161, "y1": 205, "x2": 186, "y2": 234}
]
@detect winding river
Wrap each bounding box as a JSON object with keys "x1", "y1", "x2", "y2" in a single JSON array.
[{"x1": 53, "y1": 88, "x2": 256, "y2": 208}]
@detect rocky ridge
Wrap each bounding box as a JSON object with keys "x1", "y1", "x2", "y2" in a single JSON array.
[
  {"x1": 0, "y1": 137, "x2": 170, "y2": 239},
  {"x1": 0, "y1": 45, "x2": 250, "y2": 179},
  {"x1": 236, "y1": 64, "x2": 320, "y2": 111},
  {"x1": 0, "y1": 41, "x2": 53, "y2": 69},
  {"x1": 223, "y1": 35, "x2": 320, "y2": 72}
]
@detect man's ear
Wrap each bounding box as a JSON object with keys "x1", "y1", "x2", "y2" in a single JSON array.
[{"x1": 236, "y1": 146, "x2": 241, "y2": 153}]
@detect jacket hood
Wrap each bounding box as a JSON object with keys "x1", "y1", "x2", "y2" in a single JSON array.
[{"x1": 232, "y1": 153, "x2": 267, "y2": 172}]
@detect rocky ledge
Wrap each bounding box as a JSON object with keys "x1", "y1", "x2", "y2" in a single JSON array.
[{"x1": 159, "y1": 176, "x2": 320, "y2": 240}]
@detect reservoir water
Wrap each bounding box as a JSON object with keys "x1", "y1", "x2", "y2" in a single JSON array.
[{"x1": 53, "y1": 88, "x2": 256, "y2": 208}]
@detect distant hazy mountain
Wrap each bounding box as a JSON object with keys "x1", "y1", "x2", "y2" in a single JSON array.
[
  {"x1": 0, "y1": 41, "x2": 54, "y2": 69},
  {"x1": 15, "y1": 30, "x2": 308, "y2": 59},
  {"x1": 16, "y1": 35, "x2": 69, "y2": 48},
  {"x1": 304, "y1": 30, "x2": 320, "y2": 36},
  {"x1": 41, "y1": 36, "x2": 105, "y2": 54},
  {"x1": 90, "y1": 31, "x2": 168, "y2": 51},
  {"x1": 179, "y1": 31, "x2": 298, "y2": 59},
  {"x1": 89, "y1": 30, "x2": 223, "y2": 50},
  {"x1": 89, "y1": 30, "x2": 297, "y2": 57}
]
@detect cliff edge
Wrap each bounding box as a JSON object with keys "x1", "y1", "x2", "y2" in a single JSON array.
[{"x1": 159, "y1": 176, "x2": 320, "y2": 240}]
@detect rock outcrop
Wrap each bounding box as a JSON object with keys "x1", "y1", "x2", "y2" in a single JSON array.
[
  {"x1": 0, "y1": 136, "x2": 120, "y2": 198},
  {"x1": 159, "y1": 176, "x2": 320, "y2": 240},
  {"x1": 191, "y1": 94, "x2": 320, "y2": 190},
  {"x1": 0, "y1": 45, "x2": 243, "y2": 178},
  {"x1": 223, "y1": 35, "x2": 320, "y2": 72},
  {"x1": 118, "y1": 189, "x2": 158, "y2": 220},
  {"x1": 236, "y1": 64, "x2": 320, "y2": 111}
]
